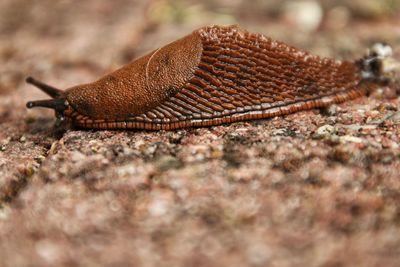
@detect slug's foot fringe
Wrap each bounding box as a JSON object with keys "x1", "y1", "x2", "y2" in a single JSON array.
[{"x1": 359, "y1": 43, "x2": 400, "y2": 83}]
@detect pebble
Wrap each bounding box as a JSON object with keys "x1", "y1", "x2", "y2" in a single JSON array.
[
  {"x1": 314, "y1": 125, "x2": 336, "y2": 139},
  {"x1": 35, "y1": 240, "x2": 61, "y2": 264},
  {"x1": 148, "y1": 198, "x2": 169, "y2": 217},
  {"x1": 283, "y1": 1, "x2": 323, "y2": 32},
  {"x1": 156, "y1": 156, "x2": 181, "y2": 171}
]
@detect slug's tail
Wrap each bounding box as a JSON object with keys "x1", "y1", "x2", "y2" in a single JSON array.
[
  {"x1": 26, "y1": 77, "x2": 68, "y2": 113},
  {"x1": 358, "y1": 43, "x2": 400, "y2": 83}
]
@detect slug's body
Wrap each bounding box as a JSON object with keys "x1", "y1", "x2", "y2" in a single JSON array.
[{"x1": 27, "y1": 25, "x2": 389, "y2": 130}]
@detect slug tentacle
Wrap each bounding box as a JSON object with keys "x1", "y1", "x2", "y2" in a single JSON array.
[
  {"x1": 26, "y1": 76, "x2": 69, "y2": 114},
  {"x1": 26, "y1": 98, "x2": 69, "y2": 113},
  {"x1": 26, "y1": 77, "x2": 64, "y2": 98},
  {"x1": 26, "y1": 25, "x2": 397, "y2": 130}
]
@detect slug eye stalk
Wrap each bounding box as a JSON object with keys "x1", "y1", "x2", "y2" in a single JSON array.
[
  {"x1": 26, "y1": 77, "x2": 64, "y2": 98},
  {"x1": 26, "y1": 98, "x2": 69, "y2": 111},
  {"x1": 25, "y1": 76, "x2": 69, "y2": 113}
]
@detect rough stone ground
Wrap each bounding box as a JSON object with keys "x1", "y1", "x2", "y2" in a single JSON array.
[{"x1": 1, "y1": 1, "x2": 400, "y2": 266}]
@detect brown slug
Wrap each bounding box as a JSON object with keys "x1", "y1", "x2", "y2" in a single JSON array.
[{"x1": 26, "y1": 25, "x2": 395, "y2": 130}]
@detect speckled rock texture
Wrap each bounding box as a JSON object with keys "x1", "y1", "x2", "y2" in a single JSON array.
[{"x1": 1, "y1": 1, "x2": 400, "y2": 267}]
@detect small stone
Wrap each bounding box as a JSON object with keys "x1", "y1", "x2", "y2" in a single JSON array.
[
  {"x1": 375, "y1": 103, "x2": 397, "y2": 112},
  {"x1": 70, "y1": 151, "x2": 86, "y2": 163},
  {"x1": 323, "y1": 105, "x2": 338, "y2": 116},
  {"x1": 109, "y1": 200, "x2": 121, "y2": 212},
  {"x1": 386, "y1": 111, "x2": 400, "y2": 123},
  {"x1": 35, "y1": 240, "x2": 61, "y2": 264},
  {"x1": 381, "y1": 155, "x2": 393, "y2": 164},
  {"x1": 168, "y1": 131, "x2": 185, "y2": 144},
  {"x1": 313, "y1": 125, "x2": 336, "y2": 139},
  {"x1": 148, "y1": 198, "x2": 169, "y2": 217},
  {"x1": 156, "y1": 156, "x2": 181, "y2": 171},
  {"x1": 189, "y1": 145, "x2": 209, "y2": 162},
  {"x1": 34, "y1": 155, "x2": 46, "y2": 164},
  {"x1": 210, "y1": 145, "x2": 224, "y2": 159},
  {"x1": 116, "y1": 164, "x2": 137, "y2": 176},
  {"x1": 22, "y1": 163, "x2": 36, "y2": 177},
  {"x1": 283, "y1": 1, "x2": 323, "y2": 32},
  {"x1": 271, "y1": 128, "x2": 287, "y2": 136},
  {"x1": 339, "y1": 135, "x2": 365, "y2": 144},
  {"x1": 0, "y1": 205, "x2": 11, "y2": 220}
]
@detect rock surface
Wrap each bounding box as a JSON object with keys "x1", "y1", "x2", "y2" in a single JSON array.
[{"x1": 1, "y1": 1, "x2": 400, "y2": 266}]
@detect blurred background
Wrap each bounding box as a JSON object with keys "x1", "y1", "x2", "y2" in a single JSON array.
[
  {"x1": 0, "y1": 0, "x2": 399, "y2": 98},
  {"x1": 1, "y1": 2, "x2": 400, "y2": 266}
]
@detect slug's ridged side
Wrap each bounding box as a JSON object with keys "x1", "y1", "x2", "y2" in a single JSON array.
[{"x1": 67, "y1": 25, "x2": 375, "y2": 130}]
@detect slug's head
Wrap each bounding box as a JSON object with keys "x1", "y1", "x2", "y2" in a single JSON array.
[{"x1": 26, "y1": 77, "x2": 71, "y2": 123}]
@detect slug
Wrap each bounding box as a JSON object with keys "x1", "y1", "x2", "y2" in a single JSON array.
[{"x1": 26, "y1": 25, "x2": 394, "y2": 130}]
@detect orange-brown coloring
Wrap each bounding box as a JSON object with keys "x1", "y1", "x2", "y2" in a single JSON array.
[{"x1": 27, "y1": 25, "x2": 381, "y2": 130}]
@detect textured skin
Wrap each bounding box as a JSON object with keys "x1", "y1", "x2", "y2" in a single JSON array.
[
  {"x1": 62, "y1": 25, "x2": 376, "y2": 130},
  {"x1": 66, "y1": 32, "x2": 202, "y2": 118}
]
